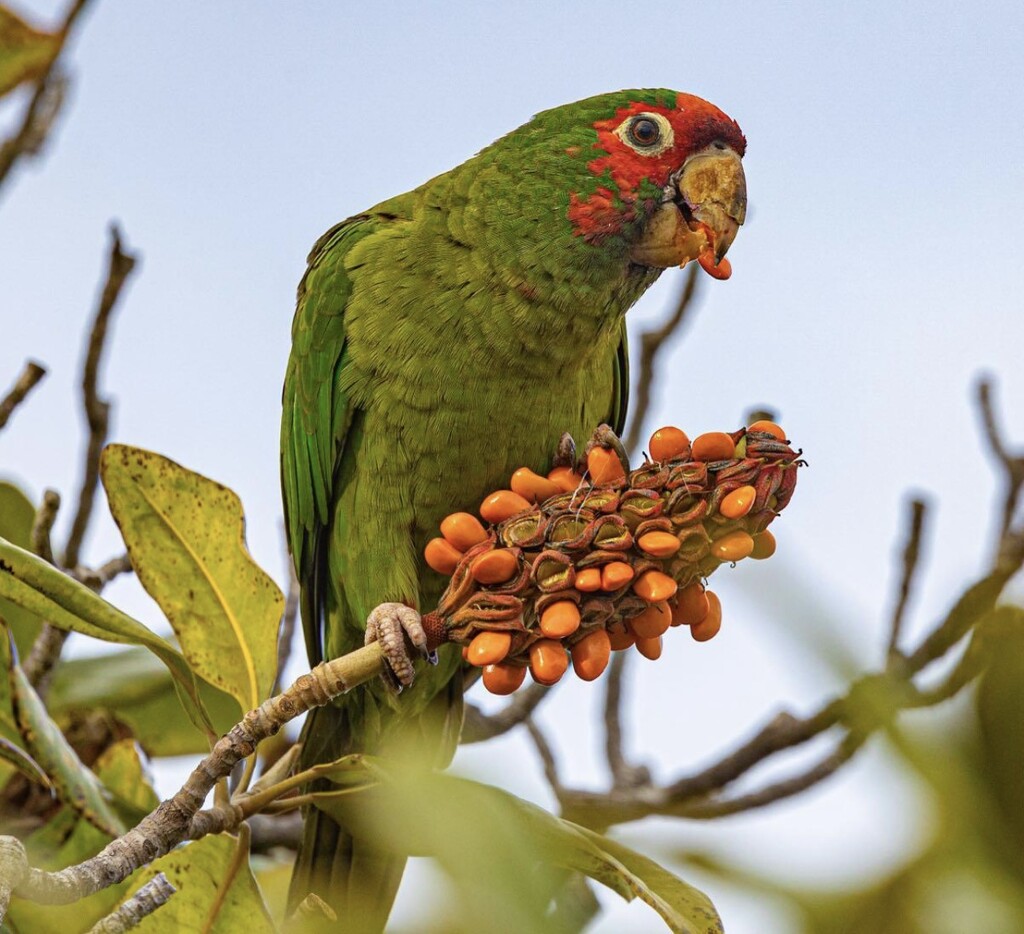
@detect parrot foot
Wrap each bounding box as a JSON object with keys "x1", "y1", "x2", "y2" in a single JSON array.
[{"x1": 365, "y1": 603, "x2": 435, "y2": 693}]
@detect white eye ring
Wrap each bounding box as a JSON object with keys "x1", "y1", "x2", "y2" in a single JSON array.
[{"x1": 615, "y1": 112, "x2": 674, "y2": 156}]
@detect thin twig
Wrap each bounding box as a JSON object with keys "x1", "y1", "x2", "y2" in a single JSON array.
[
  {"x1": 62, "y1": 226, "x2": 139, "y2": 571},
  {"x1": 0, "y1": 0, "x2": 92, "y2": 192},
  {"x1": 525, "y1": 718, "x2": 565, "y2": 796},
  {"x1": 886, "y1": 497, "x2": 928, "y2": 662},
  {"x1": 976, "y1": 377, "x2": 1024, "y2": 540},
  {"x1": 460, "y1": 683, "x2": 551, "y2": 744},
  {"x1": 623, "y1": 265, "x2": 701, "y2": 454},
  {"x1": 603, "y1": 652, "x2": 649, "y2": 789},
  {"x1": 23, "y1": 490, "x2": 63, "y2": 688},
  {"x1": 85, "y1": 873, "x2": 175, "y2": 934},
  {"x1": 274, "y1": 544, "x2": 300, "y2": 694},
  {"x1": 0, "y1": 362, "x2": 46, "y2": 431}
]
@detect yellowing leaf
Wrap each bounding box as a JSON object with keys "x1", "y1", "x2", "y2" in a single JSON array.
[
  {"x1": 0, "y1": 5, "x2": 62, "y2": 98},
  {"x1": 100, "y1": 445, "x2": 283, "y2": 713},
  {"x1": 110, "y1": 831, "x2": 275, "y2": 933},
  {"x1": 0, "y1": 480, "x2": 43, "y2": 660}
]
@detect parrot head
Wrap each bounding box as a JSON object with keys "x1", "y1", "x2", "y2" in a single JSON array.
[{"x1": 470, "y1": 89, "x2": 747, "y2": 286}]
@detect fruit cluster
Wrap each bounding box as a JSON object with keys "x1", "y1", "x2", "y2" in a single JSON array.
[{"x1": 423, "y1": 422, "x2": 800, "y2": 695}]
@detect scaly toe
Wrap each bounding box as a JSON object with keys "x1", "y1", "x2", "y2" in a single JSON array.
[{"x1": 365, "y1": 602, "x2": 426, "y2": 691}]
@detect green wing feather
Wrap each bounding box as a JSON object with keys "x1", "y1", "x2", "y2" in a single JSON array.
[
  {"x1": 280, "y1": 215, "x2": 378, "y2": 664},
  {"x1": 611, "y1": 319, "x2": 630, "y2": 436}
]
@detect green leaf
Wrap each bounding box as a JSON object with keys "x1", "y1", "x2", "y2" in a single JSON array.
[
  {"x1": 0, "y1": 734, "x2": 50, "y2": 788},
  {"x1": 47, "y1": 648, "x2": 241, "y2": 756},
  {"x1": 0, "y1": 481, "x2": 43, "y2": 660},
  {"x1": 100, "y1": 444, "x2": 283, "y2": 713},
  {"x1": 0, "y1": 535, "x2": 210, "y2": 734},
  {"x1": 109, "y1": 831, "x2": 275, "y2": 933},
  {"x1": 9, "y1": 649, "x2": 124, "y2": 836},
  {"x1": 0, "y1": 5, "x2": 62, "y2": 98},
  {"x1": 311, "y1": 764, "x2": 721, "y2": 933}
]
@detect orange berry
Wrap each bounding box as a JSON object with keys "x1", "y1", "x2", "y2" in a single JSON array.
[
  {"x1": 710, "y1": 530, "x2": 755, "y2": 562},
  {"x1": 510, "y1": 467, "x2": 561, "y2": 503},
  {"x1": 633, "y1": 569, "x2": 678, "y2": 603},
  {"x1": 648, "y1": 426, "x2": 690, "y2": 462},
  {"x1": 571, "y1": 629, "x2": 612, "y2": 681},
  {"x1": 479, "y1": 489, "x2": 532, "y2": 524},
  {"x1": 634, "y1": 635, "x2": 663, "y2": 660},
  {"x1": 751, "y1": 530, "x2": 777, "y2": 560},
  {"x1": 748, "y1": 419, "x2": 786, "y2": 441},
  {"x1": 720, "y1": 485, "x2": 756, "y2": 519},
  {"x1": 461, "y1": 645, "x2": 470, "y2": 661},
  {"x1": 467, "y1": 630, "x2": 512, "y2": 667},
  {"x1": 600, "y1": 561, "x2": 635, "y2": 591},
  {"x1": 529, "y1": 639, "x2": 569, "y2": 685},
  {"x1": 440, "y1": 512, "x2": 487, "y2": 551},
  {"x1": 575, "y1": 568, "x2": 603, "y2": 592},
  {"x1": 470, "y1": 549, "x2": 519, "y2": 584},
  {"x1": 672, "y1": 582, "x2": 709, "y2": 627},
  {"x1": 424, "y1": 537, "x2": 463, "y2": 575},
  {"x1": 607, "y1": 621, "x2": 635, "y2": 651},
  {"x1": 629, "y1": 602, "x2": 672, "y2": 639},
  {"x1": 637, "y1": 530, "x2": 681, "y2": 558},
  {"x1": 587, "y1": 446, "x2": 626, "y2": 485},
  {"x1": 482, "y1": 663, "x2": 526, "y2": 695},
  {"x1": 691, "y1": 431, "x2": 736, "y2": 461},
  {"x1": 539, "y1": 600, "x2": 581, "y2": 639},
  {"x1": 691, "y1": 591, "x2": 722, "y2": 642},
  {"x1": 547, "y1": 465, "x2": 585, "y2": 492}
]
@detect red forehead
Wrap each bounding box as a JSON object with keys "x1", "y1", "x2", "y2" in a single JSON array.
[{"x1": 587, "y1": 92, "x2": 746, "y2": 195}]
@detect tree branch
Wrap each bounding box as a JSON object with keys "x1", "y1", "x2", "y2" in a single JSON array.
[
  {"x1": 0, "y1": 361, "x2": 46, "y2": 431},
  {"x1": 62, "y1": 226, "x2": 138, "y2": 571},
  {"x1": 603, "y1": 652, "x2": 649, "y2": 789},
  {"x1": 460, "y1": 683, "x2": 551, "y2": 744},
  {"x1": 886, "y1": 497, "x2": 928, "y2": 662},
  {"x1": 85, "y1": 873, "x2": 174, "y2": 934}
]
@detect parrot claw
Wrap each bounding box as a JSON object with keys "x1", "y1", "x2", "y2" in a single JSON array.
[{"x1": 365, "y1": 603, "x2": 428, "y2": 692}]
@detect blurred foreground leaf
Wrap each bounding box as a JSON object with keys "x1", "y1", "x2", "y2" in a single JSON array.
[
  {"x1": 47, "y1": 647, "x2": 241, "y2": 755},
  {"x1": 0, "y1": 535, "x2": 211, "y2": 734},
  {"x1": 0, "y1": 5, "x2": 61, "y2": 98},
  {"x1": 312, "y1": 763, "x2": 721, "y2": 934},
  {"x1": 100, "y1": 444, "x2": 283, "y2": 713}
]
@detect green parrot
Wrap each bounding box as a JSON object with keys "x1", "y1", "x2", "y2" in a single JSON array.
[{"x1": 281, "y1": 88, "x2": 747, "y2": 928}]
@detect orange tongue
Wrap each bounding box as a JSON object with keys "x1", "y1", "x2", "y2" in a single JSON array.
[{"x1": 698, "y1": 249, "x2": 732, "y2": 280}]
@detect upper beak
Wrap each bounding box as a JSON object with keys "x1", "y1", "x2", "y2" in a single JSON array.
[{"x1": 629, "y1": 144, "x2": 747, "y2": 270}]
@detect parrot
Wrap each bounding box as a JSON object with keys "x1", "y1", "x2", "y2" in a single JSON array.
[{"x1": 281, "y1": 88, "x2": 747, "y2": 929}]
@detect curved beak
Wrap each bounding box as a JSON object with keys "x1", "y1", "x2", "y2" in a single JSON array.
[{"x1": 629, "y1": 144, "x2": 747, "y2": 272}]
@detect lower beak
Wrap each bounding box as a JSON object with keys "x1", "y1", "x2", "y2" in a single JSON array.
[{"x1": 629, "y1": 144, "x2": 747, "y2": 271}]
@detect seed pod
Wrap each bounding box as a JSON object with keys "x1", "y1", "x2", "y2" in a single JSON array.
[
  {"x1": 691, "y1": 432, "x2": 735, "y2": 462},
  {"x1": 571, "y1": 629, "x2": 612, "y2": 681},
  {"x1": 751, "y1": 530, "x2": 777, "y2": 560},
  {"x1": 672, "y1": 582, "x2": 709, "y2": 626},
  {"x1": 467, "y1": 630, "x2": 512, "y2": 666},
  {"x1": 470, "y1": 549, "x2": 519, "y2": 584},
  {"x1": 540, "y1": 600, "x2": 581, "y2": 639},
  {"x1": 747, "y1": 419, "x2": 786, "y2": 441},
  {"x1": 710, "y1": 530, "x2": 755, "y2": 562},
  {"x1": 548, "y1": 465, "x2": 584, "y2": 492},
  {"x1": 440, "y1": 512, "x2": 488, "y2": 551},
  {"x1": 633, "y1": 569, "x2": 678, "y2": 603},
  {"x1": 511, "y1": 467, "x2": 561, "y2": 502},
  {"x1": 425, "y1": 537, "x2": 463, "y2": 575},
  {"x1": 638, "y1": 530, "x2": 681, "y2": 558},
  {"x1": 634, "y1": 635, "x2": 663, "y2": 660},
  {"x1": 691, "y1": 590, "x2": 722, "y2": 642},
  {"x1": 529, "y1": 639, "x2": 569, "y2": 685},
  {"x1": 607, "y1": 620, "x2": 635, "y2": 651},
  {"x1": 480, "y1": 490, "x2": 532, "y2": 524},
  {"x1": 600, "y1": 561, "x2": 635, "y2": 591},
  {"x1": 629, "y1": 602, "x2": 671, "y2": 639},
  {"x1": 720, "y1": 485, "x2": 756, "y2": 519},
  {"x1": 483, "y1": 663, "x2": 527, "y2": 695},
  {"x1": 587, "y1": 446, "x2": 626, "y2": 485},
  {"x1": 575, "y1": 568, "x2": 603, "y2": 592},
  {"x1": 648, "y1": 426, "x2": 690, "y2": 462}
]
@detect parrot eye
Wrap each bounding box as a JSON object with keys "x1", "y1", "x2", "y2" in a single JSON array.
[
  {"x1": 629, "y1": 118, "x2": 660, "y2": 147},
  {"x1": 615, "y1": 112, "x2": 674, "y2": 156}
]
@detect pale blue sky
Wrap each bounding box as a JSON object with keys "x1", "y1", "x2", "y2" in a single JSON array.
[{"x1": 2, "y1": 2, "x2": 1023, "y2": 930}]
